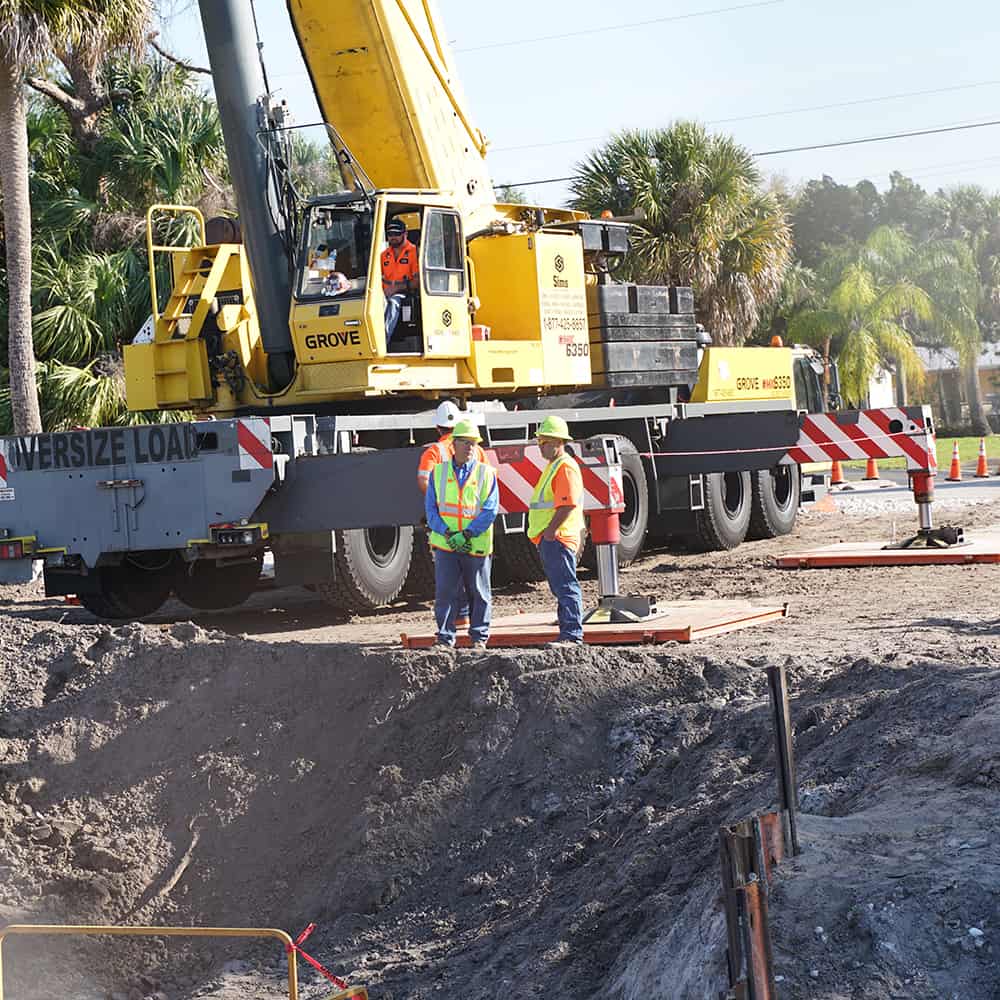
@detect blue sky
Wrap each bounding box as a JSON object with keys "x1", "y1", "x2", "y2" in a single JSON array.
[{"x1": 158, "y1": 0, "x2": 1000, "y2": 205}]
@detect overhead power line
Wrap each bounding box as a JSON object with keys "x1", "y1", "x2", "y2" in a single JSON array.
[
  {"x1": 454, "y1": 0, "x2": 783, "y2": 53},
  {"x1": 497, "y1": 117, "x2": 1000, "y2": 189},
  {"x1": 491, "y1": 77, "x2": 1000, "y2": 154},
  {"x1": 753, "y1": 117, "x2": 1000, "y2": 156}
]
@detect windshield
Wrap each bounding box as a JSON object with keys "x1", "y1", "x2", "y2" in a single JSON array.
[{"x1": 298, "y1": 203, "x2": 372, "y2": 300}]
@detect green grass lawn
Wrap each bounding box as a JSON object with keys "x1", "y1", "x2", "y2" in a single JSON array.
[{"x1": 838, "y1": 436, "x2": 999, "y2": 471}]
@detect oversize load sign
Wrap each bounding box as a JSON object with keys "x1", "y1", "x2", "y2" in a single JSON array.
[{"x1": 8, "y1": 425, "x2": 201, "y2": 472}]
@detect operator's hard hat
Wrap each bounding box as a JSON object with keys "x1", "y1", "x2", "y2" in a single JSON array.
[
  {"x1": 435, "y1": 400, "x2": 461, "y2": 427},
  {"x1": 452, "y1": 418, "x2": 482, "y2": 442},
  {"x1": 386, "y1": 218, "x2": 407, "y2": 237},
  {"x1": 536, "y1": 415, "x2": 573, "y2": 441}
]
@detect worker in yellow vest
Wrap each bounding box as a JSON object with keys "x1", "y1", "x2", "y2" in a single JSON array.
[
  {"x1": 425, "y1": 420, "x2": 498, "y2": 649},
  {"x1": 529, "y1": 416, "x2": 585, "y2": 647},
  {"x1": 416, "y1": 401, "x2": 488, "y2": 632}
]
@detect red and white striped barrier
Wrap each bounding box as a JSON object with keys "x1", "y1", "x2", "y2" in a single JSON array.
[
  {"x1": 785, "y1": 407, "x2": 936, "y2": 473},
  {"x1": 486, "y1": 443, "x2": 624, "y2": 515},
  {"x1": 237, "y1": 418, "x2": 273, "y2": 471}
]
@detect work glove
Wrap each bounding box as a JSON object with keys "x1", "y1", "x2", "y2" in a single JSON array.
[{"x1": 447, "y1": 531, "x2": 466, "y2": 551}]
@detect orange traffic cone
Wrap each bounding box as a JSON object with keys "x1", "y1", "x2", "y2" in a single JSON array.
[
  {"x1": 946, "y1": 440, "x2": 962, "y2": 482},
  {"x1": 830, "y1": 459, "x2": 846, "y2": 486},
  {"x1": 975, "y1": 438, "x2": 990, "y2": 478},
  {"x1": 862, "y1": 457, "x2": 880, "y2": 481}
]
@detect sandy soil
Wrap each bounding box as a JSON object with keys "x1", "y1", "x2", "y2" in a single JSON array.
[{"x1": 0, "y1": 495, "x2": 998, "y2": 999}]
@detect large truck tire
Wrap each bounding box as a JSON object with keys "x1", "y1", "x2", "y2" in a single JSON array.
[
  {"x1": 494, "y1": 530, "x2": 546, "y2": 584},
  {"x1": 747, "y1": 465, "x2": 800, "y2": 540},
  {"x1": 319, "y1": 525, "x2": 414, "y2": 613},
  {"x1": 581, "y1": 434, "x2": 649, "y2": 568},
  {"x1": 692, "y1": 470, "x2": 752, "y2": 551},
  {"x1": 175, "y1": 555, "x2": 263, "y2": 611},
  {"x1": 78, "y1": 560, "x2": 173, "y2": 621},
  {"x1": 404, "y1": 530, "x2": 436, "y2": 598}
]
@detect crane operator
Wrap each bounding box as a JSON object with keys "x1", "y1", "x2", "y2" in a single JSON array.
[{"x1": 381, "y1": 218, "x2": 419, "y2": 343}]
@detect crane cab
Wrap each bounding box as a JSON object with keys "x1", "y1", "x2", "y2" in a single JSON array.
[
  {"x1": 292, "y1": 193, "x2": 472, "y2": 366},
  {"x1": 286, "y1": 191, "x2": 594, "y2": 399}
]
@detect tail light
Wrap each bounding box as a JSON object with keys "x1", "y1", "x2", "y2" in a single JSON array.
[
  {"x1": 209, "y1": 522, "x2": 266, "y2": 546},
  {"x1": 0, "y1": 541, "x2": 24, "y2": 559}
]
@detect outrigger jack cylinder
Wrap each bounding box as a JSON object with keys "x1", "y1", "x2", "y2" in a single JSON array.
[
  {"x1": 885, "y1": 470, "x2": 965, "y2": 550},
  {"x1": 582, "y1": 510, "x2": 657, "y2": 624}
]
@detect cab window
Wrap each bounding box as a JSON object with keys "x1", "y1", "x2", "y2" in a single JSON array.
[
  {"x1": 793, "y1": 357, "x2": 823, "y2": 413},
  {"x1": 297, "y1": 205, "x2": 371, "y2": 300},
  {"x1": 422, "y1": 210, "x2": 465, "y2": 296}
]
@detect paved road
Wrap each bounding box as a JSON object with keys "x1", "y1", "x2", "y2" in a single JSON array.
[{"x1": 833, "y1": 468, "x2": 1000, "y2": 497}]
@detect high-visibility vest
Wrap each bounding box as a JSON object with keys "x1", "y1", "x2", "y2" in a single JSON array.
[
  {"x1": 528, "y1": 453, "x2": 585, "y2": 549},
  {"x1": 381, "y1": 239, "x2": 418, "y2": 295},
  {"x1": 428, "y1": 460, "x2": 496, "y2": 556},
  {"x1": 417, "y1": 434, "x2": 487, "y2": 492}
]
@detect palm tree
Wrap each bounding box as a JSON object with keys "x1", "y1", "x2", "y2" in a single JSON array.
[
  {"x1": 0, "y1": 52, "x2": 224, "y2": 432},
  {"x1": 935, "y1": 186, "x2": 1000, "y2": 434},
  {"x1": 788, "y1": 226, "x2": 980, "y2": 406},
  {"x1": 570, "y1": 122, "x2": 792, "y2": 345},
  {"x1": 0, "y1": 0, "x2": 148, "y2": 435},
  {"x1": 789, "y1": 227, "x2": 934, "y2": 403}
]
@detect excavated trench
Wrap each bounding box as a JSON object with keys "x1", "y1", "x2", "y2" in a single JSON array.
[{"x1": 0, "y1": 556, "x2": 999, "y2": 999}]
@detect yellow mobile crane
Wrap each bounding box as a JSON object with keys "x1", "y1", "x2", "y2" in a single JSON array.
[
  {"x1": 0, "y1": 0, "x2": 846, "y2": 619},
  {"x1": 122, "y1": 0, "x2": 800, "y2": 417}
]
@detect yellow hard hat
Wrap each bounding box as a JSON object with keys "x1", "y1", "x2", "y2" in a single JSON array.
[
  {"x1": 536, "y1": 415, "x2": 572, "y2": 441},
  {"x1": 452, "y1": 418, "x2": 482, "y2": 442}
]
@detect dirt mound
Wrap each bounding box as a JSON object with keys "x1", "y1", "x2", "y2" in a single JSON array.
[{"x1": 0, "y1": 599, "x2": 998, "y2": 999}]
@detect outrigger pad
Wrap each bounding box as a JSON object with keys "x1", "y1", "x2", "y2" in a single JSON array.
[
  {"x1": 884, "y1": 524, "x2": 966, "y2": 550},
  {"x1": 582, "y1": 594, "x2": 658, "y2": 624}
]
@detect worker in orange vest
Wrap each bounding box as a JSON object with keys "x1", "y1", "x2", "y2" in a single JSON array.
[
  {"x1": 417, "y1": 401, "x2": 487, "y2": 493},
  {"x1": 529, "y1": 416, "x2": 585, "y2": 647},
  {"x1": 382, "y1": 218, "x2": 419, "y2": 342},
  {"x1": 417, "y1": 401, "x2": 487, "y2": 630}
]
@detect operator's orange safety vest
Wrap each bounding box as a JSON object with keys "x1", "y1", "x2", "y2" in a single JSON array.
[
  {"x1": 528, "y1": 453, "x2": 585, "y2": 551},
  {"x1": 417, "y1": 433, "x2": 487, "y2": 493},
  {"x1": 428, "y1": 460, "x2": 496, "y2": 557},
  {"x1": 381, "y1": 239, "x2": 418, "y2": 296}
]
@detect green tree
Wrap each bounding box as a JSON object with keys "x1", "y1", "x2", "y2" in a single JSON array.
[
  {"x1": 933, "y1": 185, "x2": 1000, "y2": 433},
  {"x1": 569, "y1": 122, "x2": 792, "y2": 345},
  {"x1": 0, "y1": 55, "x2": 220, "y2": 430},
  {"x1": 789, "y1": 228, "x2": 926, "y2": 404},
  {"x1": 880, "y1": 171, "x2": 946, "y2": 243},
  {"x1": 0, "y1": 0, "x2": 148, "y2": 434},
  {"x1": 790, "y1": 175, "x2": 881, "y2": 270}
]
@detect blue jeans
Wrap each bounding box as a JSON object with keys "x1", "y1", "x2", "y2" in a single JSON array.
[
  {"x1": 385, "y1": 293, "x2": 407, "y2": 342},
  {"x1": 538, "y1": 538, "x2": 584, "y2": 641},
  {"x1": 434, "y1": 549, "x2": 492, "y2": 644}
]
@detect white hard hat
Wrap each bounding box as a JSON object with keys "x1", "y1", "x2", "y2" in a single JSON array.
[{"x1": 434, "y1": 401, "x2": 461, "y2": 427}]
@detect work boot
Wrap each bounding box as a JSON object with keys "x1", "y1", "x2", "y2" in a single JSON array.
[
  {"x1": 434, "y1": 638, "x2": 455, "y2": 649},
  {"x1": 546, "y1": 638, "x2": 584, "y2": 649},
  {"x1": 470, "y1": 640, "x2": 488, "y2": 651}
]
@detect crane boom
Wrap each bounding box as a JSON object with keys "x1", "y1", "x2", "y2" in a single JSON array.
[{"x1": 287, "y1": 0, "x2": 496, "y2": 220}]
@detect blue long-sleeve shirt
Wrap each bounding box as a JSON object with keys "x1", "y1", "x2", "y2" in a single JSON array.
[{"x1": 425, "y1": 458, "x2": 499, "y2": 538}]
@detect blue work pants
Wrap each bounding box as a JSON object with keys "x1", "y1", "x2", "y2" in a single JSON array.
[
  {"x1": 538, "y1": 538, "x2": 584, "y2": 641},
  {"x1": 385, "y1": 293, "x2": 407, "y2": 342},
  {"x1": 434, "y1": 549, "x2": 492, "y2": 645}
]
